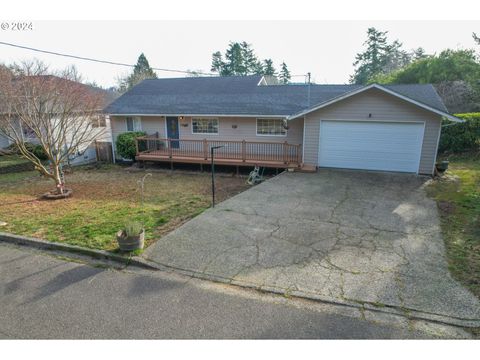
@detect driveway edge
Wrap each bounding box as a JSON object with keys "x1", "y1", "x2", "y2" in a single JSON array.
[
  {"x1": 0, "y1": 232, "x2": 159, "y2": 271},
  {"x1": 141, "y1": 257, "x2": 480, "y2": 329}
]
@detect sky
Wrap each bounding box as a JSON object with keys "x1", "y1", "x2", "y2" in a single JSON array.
[{"x1": 1, "y1": 20, "x2": 478, "y2": 88}]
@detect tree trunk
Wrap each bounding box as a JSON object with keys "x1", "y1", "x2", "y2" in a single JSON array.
[{"x1": 52, "y1": 163, "x2": 64, "y2": 194}]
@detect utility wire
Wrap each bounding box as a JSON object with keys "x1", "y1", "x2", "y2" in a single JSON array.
[
  {"x1": 0, "y1": 41, "x2": 310, "y2": 80},
  {"x1": 0, "y1": 41, "x2": 215, "y2": 76}
]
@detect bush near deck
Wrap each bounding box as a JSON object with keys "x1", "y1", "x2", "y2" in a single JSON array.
[{"x1": 116, "y1": 131, "x2": 146, "y2": 160}]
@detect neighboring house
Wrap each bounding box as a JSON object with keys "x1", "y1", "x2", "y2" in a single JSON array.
[
  {"x1": 0, "y1": 76, "x2": 117, "y2": 165},
  {"x1": 105, "y1": 75, "x2": 460, "y2": 175}
]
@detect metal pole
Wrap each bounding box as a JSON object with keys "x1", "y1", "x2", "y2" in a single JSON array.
[{"x1": 210, "y1": 145, "x2": 224, "y2": 208}]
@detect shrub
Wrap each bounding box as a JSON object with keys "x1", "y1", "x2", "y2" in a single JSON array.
[
  {"x1": 115, "y1": 131, "x2": 146, "y2": 160},
  {"x1": 32, "y1": 144, "x2": 48, "y2": 160},
  {"x1": 6, "y1": 142, "x2": 48, "y2": 160},
  {"x1": 439, "y1": 113, "x2": 480, "y2": 153}
]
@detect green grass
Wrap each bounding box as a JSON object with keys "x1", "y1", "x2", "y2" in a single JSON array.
[
  {"x1": 426, "y1": 152, "x2": 480, "y2": 298},
  {"x1": 0, "y1": 155, "x2": 30, "y2": 169},
  {"x1": 0, "y1": 165, "x2": 248, "y2": 251}
]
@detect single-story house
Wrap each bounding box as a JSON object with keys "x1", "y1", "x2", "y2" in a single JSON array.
[{"x1": 105, "y1": 75, "x2": 460, "y2": 175}]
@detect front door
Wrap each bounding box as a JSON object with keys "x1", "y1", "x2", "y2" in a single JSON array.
[{"x1": 166, "y1": 116, "x2": 180, "y2": 148}]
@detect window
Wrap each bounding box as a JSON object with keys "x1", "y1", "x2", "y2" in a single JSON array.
[
  {"x1": 192, "y1": 118, "x2": 218, "y2": 134},
  {"x1": 91, "y1": 115, "x2": 107, "y2": 128},
  {"x1": 256, "y1": 118, "x2": 286, "y2": 136},
  {"x1": 126, "y1": 117, "x2": 141, "y2": 131}
]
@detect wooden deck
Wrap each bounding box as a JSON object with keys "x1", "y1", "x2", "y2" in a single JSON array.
[{"x1": 135, "y1": 137, "x2": 303, "y2": 169}]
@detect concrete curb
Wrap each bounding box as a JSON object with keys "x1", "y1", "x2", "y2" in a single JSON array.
[
  {"x1": 140, "y1": 257, "x2": 480, "y2": 329},
  {"x1": 2, "y1": 231, "x2": 479, "y2": 328},
  {"x1": 0, "y1": 232, "x2": 159, "y2": 271}
]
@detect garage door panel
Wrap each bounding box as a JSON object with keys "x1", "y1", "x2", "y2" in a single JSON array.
[{"x1": 319, "y1": 121, "x2": 424, "y2": 173}]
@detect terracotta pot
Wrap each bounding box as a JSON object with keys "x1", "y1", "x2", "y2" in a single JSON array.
[{"x1": 116, "y1": 229, "x2": 145, "y2": 252}]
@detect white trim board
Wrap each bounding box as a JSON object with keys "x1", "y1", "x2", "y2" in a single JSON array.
[{"x1": 287, "y1": 84, "x2": 462, "y2": 123}]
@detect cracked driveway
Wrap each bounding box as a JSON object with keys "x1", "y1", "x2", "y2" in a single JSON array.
[{"x1": 144, "y1": 169, "x2": 480, "y2": 325}]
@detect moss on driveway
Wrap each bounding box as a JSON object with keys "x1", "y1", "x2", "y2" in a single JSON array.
[
  {"x1": 0, "y1": 165, "x2": 249, "y2": 251},
  {"x1": 426, "y1": 153, "x2": 480, "y2": 298}
]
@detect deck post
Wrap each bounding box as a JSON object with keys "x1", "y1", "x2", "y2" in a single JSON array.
[
  {"x1": 203, "y1": 139, "x2": 208, "y2": 160},
  {"x1": 242, "y1": 140, "x2": 246, "y2": 162},
  {"x1": 168, "y1": 139, "x2": 172, "y2": 159},
  {"x1": 297, "y1": 144, "x2": 302, "y2": 167},
  {"x1": 135, "y1": 138, "x2": 139, "y2": 156},
  {"x1": 283, "y1": 141, "x2": 288, "y2": 164}
]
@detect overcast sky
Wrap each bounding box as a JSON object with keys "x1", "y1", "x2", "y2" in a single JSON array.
[{"x1": 1, "y1": 20, "x2": 478, "y2": 87}]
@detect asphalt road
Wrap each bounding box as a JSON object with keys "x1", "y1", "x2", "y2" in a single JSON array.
[{"x1": 0, "y1": 243, "x2": 471, "y2": 339}]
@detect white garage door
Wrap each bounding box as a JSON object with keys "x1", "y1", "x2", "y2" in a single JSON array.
[{"x1": 318, "y1": 120, "x2": 424, "y2": 173}]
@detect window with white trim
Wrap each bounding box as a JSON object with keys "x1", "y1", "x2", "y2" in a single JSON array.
[
  {"x1": 91, "y1": 115, "x2": 107, "y2": 128},
  {"x1": 256, "y1": 118, "x2": 286, "y2": 136},
  {"x1": 126, "y1": 116, "x2": 141, "y2": 131},
  {"x1": 192, "y1": 118, "x2": 218, "y2": 134}
]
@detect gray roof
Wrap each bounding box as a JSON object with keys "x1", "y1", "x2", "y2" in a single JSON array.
[{"x1": 104, "y1": 75, "x2": 449, "y2": 116}]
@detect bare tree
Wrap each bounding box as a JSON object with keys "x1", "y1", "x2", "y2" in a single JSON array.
[{"x1": 0, "y1": 61, "x2": 105, "y2": 196}]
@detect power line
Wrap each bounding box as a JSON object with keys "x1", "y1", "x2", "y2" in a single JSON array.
[{"x1": 0, "y1": 41, "x2": 215, "y2": 76}]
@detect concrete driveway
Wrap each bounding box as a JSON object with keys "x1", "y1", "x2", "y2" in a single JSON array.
[{"x1": 144, "y1": 169, "x2": 480, "y2": 326}]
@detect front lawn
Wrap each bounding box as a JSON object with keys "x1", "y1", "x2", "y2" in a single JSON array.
[
  {"x1": 0, "y1": 165, "x2": 249, "y2": 251},
  {"x1": 426, "y1": 153, "x2": 480, "y2": 298}
]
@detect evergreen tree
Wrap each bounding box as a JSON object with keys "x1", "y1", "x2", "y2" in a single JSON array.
[
  {"x1": 241, "y1": 42, "x2": 263, "y2": 74},
  {"x1": 382, "y1": 40, "x2": 411, "y2": 74},
  {"x1": 279, "y1": 62, "x2": 291, "y2": 84},
  {"x1": 262, "y1": 59, "x2": 276, "y2": 76},
  {"x1": 412, "y1": 47, "x2": 428, "y2": 60},
  {"x1": 210, "y1": 42, "x2": 286, "y2": 77},
  {"x1": 350, "y1": 28, "x2": 390, "y2": 84},
  {"x1": 224, "y1": 42, "x2": 246, "y2": 75},
  {"x1": 118, "y1": 53, "x2": 157, "y2": 92},
  {"x1": 211, "y1": 51, "x2": 225, "y2": 74}
]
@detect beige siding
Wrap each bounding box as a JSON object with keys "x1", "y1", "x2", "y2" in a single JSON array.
[
  {"x1": 110, "y1": 115, "x2": 303, "y2": 159},
  {"x1": 303, "y1": 88, "x2": 442, "y2": 175},
  {"x1": 179, "y1": 116, "x2": 303, "y2": 144}
]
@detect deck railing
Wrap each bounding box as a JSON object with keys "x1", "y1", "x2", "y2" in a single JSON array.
[{"x1": 135, "y1": 136, "x2": 302, "y2": 166}]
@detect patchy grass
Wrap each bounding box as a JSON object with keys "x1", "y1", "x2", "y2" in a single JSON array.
[
  {"x1": 0, "y1": 155, "x2": 30, "y2": 168},
  {"x1": 0, "y1": 165, "x2": 249, "y2": 251},
  {"x1": 426, "y1": 152, "x2": 480, "y2": 298}
]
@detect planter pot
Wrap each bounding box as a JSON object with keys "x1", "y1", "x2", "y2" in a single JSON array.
[
  {"x1": 116, "y1": 229, "x2": 145, "y2": 252},
  {"x1": 436, "y1": 161, "x2": 449, "y2": 172}
]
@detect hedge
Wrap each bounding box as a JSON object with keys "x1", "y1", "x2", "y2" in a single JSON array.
[
  {"x1": 115, "y1": 131, "x2": 146, "y2": 160},
  {"x1": 438, "y1": 113, "x2": 480, "y2": 153}
]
